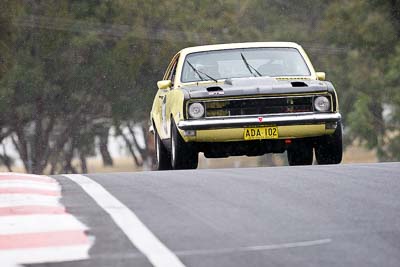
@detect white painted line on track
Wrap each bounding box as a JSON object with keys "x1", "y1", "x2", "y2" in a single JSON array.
[
  {"x1": 0, "y1": 194, "x2": 60, "y2": 207},
  {"x1": 64, "y1": 174, "x2": 186, "y2": 267},
  {"x1": 175, "y1": 238, "x2": 332, "y2": 256},
  {"x1": 0, "y1": 214, "x2": 88, "y2": 234}
]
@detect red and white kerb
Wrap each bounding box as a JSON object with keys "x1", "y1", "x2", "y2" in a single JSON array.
[{"x1": 0, "y1": 173, "x2": 92, "y2": 267}]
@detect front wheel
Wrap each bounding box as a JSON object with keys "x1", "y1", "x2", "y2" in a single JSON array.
[
  {"x1": 315, "y1": 122, "x2": 343, "y2": 165},
  {"x1": 287, "y1": 140, "x2": 314, "y2": 166},
  {"x1": 171, "y1": 122, "x2": 198, "y2": 170},
  {"x1": 154, "y1": 130, "x2": 172, "y2": 170}
]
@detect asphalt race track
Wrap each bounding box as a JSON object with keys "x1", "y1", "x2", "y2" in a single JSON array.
[{"x1": 23, "y1": 162, "x2": 400, "y2": 267}]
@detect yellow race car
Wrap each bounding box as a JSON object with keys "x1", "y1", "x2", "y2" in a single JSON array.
[{"x1": 150, "y1": 42, "x2": 342, "y2": 170}]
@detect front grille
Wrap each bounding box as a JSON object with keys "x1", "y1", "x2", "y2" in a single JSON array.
[{"x1": 205, "y1": 96, "x2": 314, "y2": 117}]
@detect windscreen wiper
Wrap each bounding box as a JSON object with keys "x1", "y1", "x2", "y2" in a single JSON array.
[
  {"x1": 187, "y1": 61, "x2": 218, "y2": 82},
  {"x1": 240, "y1": 53, "x2": 262, "y2": 77}
]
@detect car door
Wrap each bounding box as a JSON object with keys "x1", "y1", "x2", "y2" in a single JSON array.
[{"x1": 154, "y1": 54, "x2": 179, "y2": 140}]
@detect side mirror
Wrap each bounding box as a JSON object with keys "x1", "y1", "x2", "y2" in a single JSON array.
[
  {"x1": 316, "y1": 72, "x2": 326, "y2": 81},
  {"x1": 157, "y1": 80, "x2": 172, "y2": 90}
]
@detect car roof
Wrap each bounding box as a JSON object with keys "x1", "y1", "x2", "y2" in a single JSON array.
[{"x1": 179, "y1": 42, "x2": 302, "y2": 55}]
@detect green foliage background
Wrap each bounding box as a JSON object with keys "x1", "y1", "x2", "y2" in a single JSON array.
[{"x1": 0, "y1": 0, "x2": 399, "y2": 173}]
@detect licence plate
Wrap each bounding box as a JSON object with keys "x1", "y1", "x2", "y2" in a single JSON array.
[{"x1": 244, "y1": 126, "x2": 279, "y2": 140}]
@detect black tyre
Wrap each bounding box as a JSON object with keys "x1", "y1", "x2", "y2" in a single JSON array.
[
  {"x1": 315, "y1": 122, "x2": 343, "y2": 165},
  {"x1": 171, "y1": 122, "x2": 198, "y2": 170},
  {"x1": 287, "y1": 140, "x2": 314, "y2": 166},
  {"x1": 154, "y1": 130, "x2": 172, "y2": 170}
]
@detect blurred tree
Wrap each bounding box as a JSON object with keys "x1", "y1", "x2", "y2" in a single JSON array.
[
  {"x1": 320, "y1": 0, "x2": 399, "y2": 160},
  {"x1": 0, "y1": 1, "x2": 15, "y2": 79},
  {"x1": 0, "y1": 1, "x2": 19, "y2": 146},
  {"x1": 0, "y1": 0, "x2": 114, "y2": 173}
]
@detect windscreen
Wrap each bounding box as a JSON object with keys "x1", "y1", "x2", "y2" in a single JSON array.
[{"x1": 181, "y1": 47, "x2": 311, "y2": 82}]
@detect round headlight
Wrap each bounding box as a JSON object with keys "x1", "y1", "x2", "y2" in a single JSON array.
[
  {"x1": 188, "y1": 102, "x2": 205, "y2": 119},
  {"x1": 314, "y1": 96, "x2": 330, "y2": 112}
]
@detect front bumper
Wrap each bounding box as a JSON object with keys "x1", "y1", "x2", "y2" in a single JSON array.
[{"x1": 177, "y1": 113, "x2": 341, "y2": 130}]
